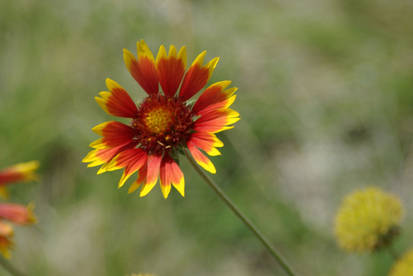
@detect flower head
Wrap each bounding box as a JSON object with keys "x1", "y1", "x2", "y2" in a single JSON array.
[
  {"x1": 0, "y1": 221, "x2": 13, "y2": 259},
  {"x1": 334, "y1": 187, "x2": 403, "y2": 253},
  {"x1": 0, "y1": 203, "x2": 36, "y2": 258},
  {"x1": 0, "y1": 161, "x2": 39, "y2": 199},
  {"x1": 0, "y1": 203, "x2": 36, "y2": 225},
  {"x1": 0, "y1": 162, "x2": 38, "y2": 258},
  {"x1": 83, "y1": 40, "x2": 239, "y2": 198},
  {"x1": 389, "y1": 249, "x2": 413, "y2": 276}
]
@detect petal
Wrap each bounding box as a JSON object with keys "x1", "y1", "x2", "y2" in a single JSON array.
[
  {"x1": 179, "y1": 51, "x2": 219, "y2": 101},
  {"x1": 192, "y1": 81, "x2": 237, "y2": 114},
  {"x1": 159, "y1": 157, "x2": 171, "y2": 199},
  {"x1": 128, "y1": 165, "x2": 147, "y2": 194},
  {"x1": 187, "y1": 141, "x2": 216, "y2": 174},
  {"x1": 116, "y1": 149, "x2": 147, "y2": 188},
  {"x1": 91, "y1": 121, "x2": 135, "y2": 148},
  {"x1": 159, "y1": 156, "x2": 185, "y2": 198},
  {"x1": 159, "y1": 160, "x2": 172, "y2": 199},
  {"x1": 194, "y1": 124, "x2": 235, "y2": 134},
  {"x1": 194, "y1": 109, "x2": 240, "y2": 133},
  {"x1": 156, "y1": 45, "x2": 187, "y2": 97},
  {"x1": 123, "y1": 40, "x2": 159, "y2": 95},
  {"x1": 189, "y1": 132, "x2": 222, "y2": 156},
  {"x1": 196, "y1": 108, "x2": 240, "y2": 123},
  {"x1": 139, "y1": 155, "x2": 162, "y2": 197},
  {"x1": 89, "y1": 138, "x2": 106, "y2": 149},
  {"x1": 0, "y1": 161, "x2": 39, "y2": 186},
  {"x1": 0, "y1": 235, "x2": 13, "y2": 259},
  {"x1": 0, "y1": 203, "x2": 36, "y2": 225},
  {"x1": 137, "y1": 39, "x2": 155, "y2": 60},
  {"x1": 169, "y1": 161, "x2": 185, "y2": 197},
  {"x1": 102, "y1": 148, "x2": 146, "y2": 173},
  {"x1": 0, "y1": 221, "x2": 13, "y2": 237},
  {"x1": 192, "y1": 132, "x2": 224, "y2": 147},
  {"x1": 128, "y1": 181, "x2": 141, "y2": 194},
  {"x1": 95, "y1": 79, "x2": 138, "y2": 118},
  {"x1": 82, "y1": 142, "x2": 135, "y2": 169}
]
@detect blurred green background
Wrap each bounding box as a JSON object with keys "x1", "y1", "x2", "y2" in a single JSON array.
[{"x1": 1, "y1": 0, "x2": 413, "y2": 275}]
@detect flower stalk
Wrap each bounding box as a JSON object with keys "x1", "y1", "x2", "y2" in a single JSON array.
[{"x1": 185, "y1": 150, "x2": 296, "y2": 276}]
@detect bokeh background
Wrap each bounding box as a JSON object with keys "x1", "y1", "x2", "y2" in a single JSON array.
[{"x1": 1, "y1": 0, "x2": 413, "y2": 275}]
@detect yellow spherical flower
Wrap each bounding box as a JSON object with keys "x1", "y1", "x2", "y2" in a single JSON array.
[
  {"x1": 389, "y1": 249, "x2": 413, "y2": 276},
  {"x1": 334, "y1": 187, "x2": 403, "y2": 253}
]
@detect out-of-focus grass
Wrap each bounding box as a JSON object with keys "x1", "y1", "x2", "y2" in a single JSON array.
[{"x1": 1, "y1": 0, "x2": 413, "y2": 275}]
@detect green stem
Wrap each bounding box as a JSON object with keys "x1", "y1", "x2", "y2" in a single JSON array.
[
  {"x1": 185, "y1": 150, "x2": 297, "y2": 276},
  {"x1": 0, "y1": 256, "x2": 26, "y2": 276}
]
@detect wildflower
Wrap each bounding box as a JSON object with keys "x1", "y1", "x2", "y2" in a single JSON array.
[
  {"x1": 83, "y1": 40, "x2": 239, "y2": 198},
  {"x1": 334, "y1": 187, "x2": 403, "y2": 253},
  {"x1": 0, "y1": 203, "x2": 36, "y2": 259},
  {"x1": 0, "y1": 203, "x2": 36, "y2": 225},
  {"x1": 0, "y1": 161, "x2": 39, "y2": 199},
  {"x1": 389, "y1": 249, "x2": 413, "y2": 276},
  {"x1": 0, "y1": 162, "x2": 38, "y2": 258},
  {"x1": 0, "y1": 221, "x2": 13, "y2": 259}
]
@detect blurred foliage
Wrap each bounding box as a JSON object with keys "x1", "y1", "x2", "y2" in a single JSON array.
[{"x1": 1, "y1": 0, "x2": 413, "y2": 275}]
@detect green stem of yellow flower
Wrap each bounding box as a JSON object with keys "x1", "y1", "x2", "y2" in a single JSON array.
[
  {"x1": 185, "y1": 150, "x2": 297, "y2": 276},
  {"x1": 0, "y1": 256, "x2": 26, "y2": 276}
]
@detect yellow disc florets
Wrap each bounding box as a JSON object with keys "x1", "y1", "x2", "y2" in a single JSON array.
[
  {"x1": 389, "y1": 249, "x2": 413, "y2": 276},
  {"x1": 143, "y1": 107, "x2": 173, "y2": 134},
  {"x1": 334, "y1": 187, "x2": 403, "y2": 253}
]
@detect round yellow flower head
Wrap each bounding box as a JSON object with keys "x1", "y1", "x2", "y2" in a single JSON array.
[
  {"x1": 334, "y1": 187, "x2": 403, "y2": 253},
  {"x1": 389, "y1": 249, "x2": 413, "y2": 276}
]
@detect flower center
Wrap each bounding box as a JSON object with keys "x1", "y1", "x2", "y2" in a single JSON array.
[
  {"x1": 132, "y1": 96, "x2": 194, "y2": 154},
  {"x1": 143, "y1": 107, "x2": 173, "y2": 134}
]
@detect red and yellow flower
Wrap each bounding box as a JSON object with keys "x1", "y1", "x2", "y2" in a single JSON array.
[
  {"x1": 0, "y1": 203, "x2": 36, "y2": 225},
  {"x1": 83, "y1": 40, "x2": 239, "y2": 198},
  {"x1": 0, "y1": 162, "x2": 38, "y2": 258},
  {"x1": 0, "y1": 221, "x2": 13, "y2": 259},
  {"x1": 0, "y1": 203, "x2": 36, "y2": 258},
  {"x1": 0, "y1": 161, "x2": 39, "y2": 199}
]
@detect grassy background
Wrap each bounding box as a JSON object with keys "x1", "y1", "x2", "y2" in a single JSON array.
[{"x1": 1, "y1": 0, "x2": 413, "y2": 275}]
